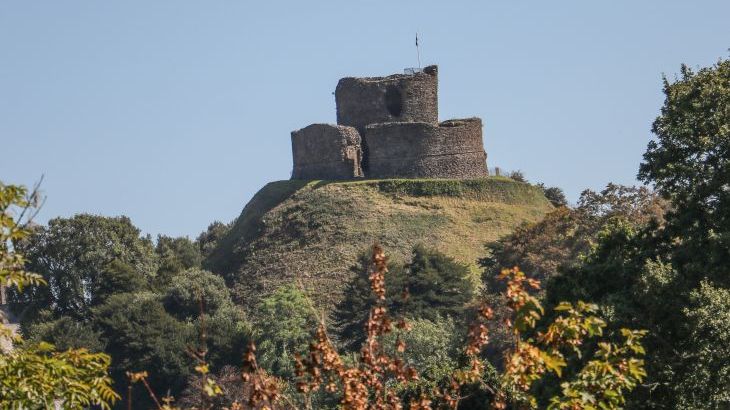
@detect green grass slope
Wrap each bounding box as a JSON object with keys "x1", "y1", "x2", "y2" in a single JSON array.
[{"x1": 206, "y1": 177, "x2": 553, "y2": 309}]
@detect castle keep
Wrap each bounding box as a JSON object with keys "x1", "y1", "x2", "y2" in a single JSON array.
[{"x1": 290, "y1": 65, "x2": 488, "y2": 180}]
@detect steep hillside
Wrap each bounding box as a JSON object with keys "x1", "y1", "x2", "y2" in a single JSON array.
[{"x1": 206, "y1": 178, "x2": 553, "y2": 309}]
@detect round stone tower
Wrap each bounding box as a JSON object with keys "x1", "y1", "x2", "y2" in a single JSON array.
[
  {"x1": 335, "y1": 65, "x2": 438, "y2": 134},
  {"x1": 290, "y1": 65, "x2": 488, "y2": 180}
]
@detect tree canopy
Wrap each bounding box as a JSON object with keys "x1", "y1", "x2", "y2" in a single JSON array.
[
  {"x1": 1, "y1": 182, "x2": 118, "y2": 409},
  {"x1": 335, "y1": 245, "x2": 473, "y2": 350},
  {"x1": 14, "y1": 214, "x2": 158, "y2": 319},
  {"x1": 544, "y1": 58, "x2": 730, "y2": 409}
]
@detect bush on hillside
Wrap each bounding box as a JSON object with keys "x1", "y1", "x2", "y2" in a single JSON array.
[{"x1": 536, "y1": 183, "x2": 568, "y2": 207}]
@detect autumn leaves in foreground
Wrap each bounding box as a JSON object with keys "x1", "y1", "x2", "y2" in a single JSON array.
[{"x1": 131, "y1": 244, "x2": 646, "y2": 410}]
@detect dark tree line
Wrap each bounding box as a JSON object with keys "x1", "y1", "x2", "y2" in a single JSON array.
[{"x1": 10, "y1": 215, "x2": 247, "y2": 408}]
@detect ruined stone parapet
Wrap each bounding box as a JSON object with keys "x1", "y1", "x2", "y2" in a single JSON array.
[
  {"x1": 364, "y1": 118, "x2": 488, "y2": 179},
  {"x1": 291, "y1": 124, "x2": 363, "y2": 180},
  {"x1": 335, "y1": 65, "x2": 438, "y2": 134}
]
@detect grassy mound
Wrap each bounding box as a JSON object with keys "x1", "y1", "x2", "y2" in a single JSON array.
[{"x1": 206, "y1": 178, "x2": 552, "y2": 309}]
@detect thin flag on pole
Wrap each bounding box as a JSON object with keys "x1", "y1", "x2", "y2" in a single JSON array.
[{"x1": 415, "y1": 32, "x2": 421, "y2": 69}]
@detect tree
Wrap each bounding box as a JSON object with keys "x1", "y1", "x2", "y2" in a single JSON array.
[
  {"x1": 508, "y1": 170, "x2": 527, "y2": 183},
  {"x1": 253, "y1": 284, "x2": 317, "y2": 378},
  {"x1": 632, "y1": 58, "x2": 729, "y2": 408},
  {"x1": 154, "y1": 235, "x2": 202, "y2": 289},
  {"x1": 77, "y1": 268, "x2": 249, "y2": 408},
  {"x1": 639, "y1": 58, "x2": 730, "y2": 283},
  {"x1": 379, "y1": 317, "x2": 460, "y2": 382},
  {"x1": 14, "y1": 214, "x2": 158, "y2": 320},
  {"x1": 0, "y1": 183, "x2": 44, "y2": 304},
  {"x1": 163, "y1": 268, "x2": 234, "y2": 321},
  {"x1": 291, "y1": 247, "x2": 646, "y2": 410},
  {"x1": 0, "y1": 343, "x2": 118, "y2": 410},
  {"x1": 92, "y1": 291, "x2": 192, "y2": 407},
  {"x1": 677, "y1": 281, "x2": 730, "y2": 407},
  {"x1": 162, "y1": 268, "x2": 251, "y2": 371},
  {"x1": 482, "y1": 184, "x2": 665, "y2": 288},
  {"x1": 97, "y1": 259, "x2": 149, "y2": 300},
  {"x1": 334, "y1": 251, "x2": 407, "y2": 350},
  {"x1": 26, "y1": 315, "x2": 105, "y2": 352},
  {"x1": 403, "y1": 244, "x2": 474, "y2": 321},
  {"x1": 544, "y1": 58, "x2": 730, "y2": 409},
  {"x1": 0, "y1": 181, "x2": 118, "y2": 409},
  {"x1": 197, "y1": 221, "x2": 231, "y2": 260},
  {"x1": 537, "y1": 183, "x2": 568, "y2": 208},
  {"x1": 335, "y1": 246, "x2": 472, "y2": 351},
  {"x1": 202, "y1": 303, "x2": 252, "y2": 373}
]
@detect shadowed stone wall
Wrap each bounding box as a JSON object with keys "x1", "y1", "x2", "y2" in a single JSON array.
[
  {"x1": 335, "y1": 65, "x2": 438, "y2": 134},
  {"x1": 364, "y1": 118, "x2": 488, "y2": 179},
  {"x1": 291, "y1": 124, "x2": 363, "y2": 180}
]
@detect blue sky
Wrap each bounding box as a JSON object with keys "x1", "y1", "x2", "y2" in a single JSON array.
[{"x1": 1, "y1": 1, "x2": 728, "y2": 238}]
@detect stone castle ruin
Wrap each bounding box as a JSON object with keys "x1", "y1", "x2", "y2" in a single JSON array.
[{"x1": 290, "y1": 65, "x2": 488, "y2": 180}]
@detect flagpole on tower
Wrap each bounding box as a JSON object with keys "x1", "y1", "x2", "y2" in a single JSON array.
[{"x1": 415, "y1": 32, "x2": 421, "y2": 69}]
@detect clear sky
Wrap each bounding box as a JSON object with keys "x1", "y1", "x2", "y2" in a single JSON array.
[{"x1": 1, "y1": 1, "x2": 728, "y2": 238}]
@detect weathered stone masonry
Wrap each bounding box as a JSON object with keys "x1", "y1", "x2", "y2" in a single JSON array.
[
  {"x1": 290, "y1": 65, "x2": 488, "y2": 180},
  {"x1": 336, "y1": 65, "x2": 439, "y2": 135},
  {"x1": 290, "y1": 124, "x2": 363, "y2": 180}
]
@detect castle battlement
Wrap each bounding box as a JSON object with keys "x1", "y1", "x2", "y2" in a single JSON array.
[{"x1": 290, "y1": 65, "x2": 488, "y2": 180}]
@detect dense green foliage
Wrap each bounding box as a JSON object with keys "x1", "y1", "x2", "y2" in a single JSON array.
[
  {"x1": 335, "y1": 252, "x2": 407, "y2": 350},
  {"x1": 402, "y1": 245, "x2": 475, "y2": 320},
  {"x1": 536, "y1": 184, "x2": 568, "y2": 208},
  {"x1": 196, "y1": 221, "x2": 232, "y2": 260},
  {"x1": 253, "y1": 284, "x2": 318, "y2": 378},
  {"x1": 291, "y1": 251, "x2": 646, "y2": 410},
  {"x1": 1, "y1": 182, "x2": 118, "y2": 409},
  {"x1": 95, "y1": 267, "x2": 249, "y2": 408},
  {"x1": 154, "y1": 235, "x2": 202, "y2": 289},
  {"x1": 93, "y1": 291, "x2": 193, "y2": 396},
  {"x1": 482, "y1": 184, "x2": 664, "y2": 286},
  {"x1": 379, "y1": 316, "x2": 460, "y2": 382},
  {"x1": 0, "y1": 342, "x2": 118, "y2": 409},
  {"x1": 637, "y1": 59, "x2": 730, "y2": 295},
  {"x1": 26, "y1": 315, "x2": 105, "y2": 352},
  {"x1": 496, "y1": 58, "x2": 730, "y2": 409},
  {"x1": 13, "y1": 215, "x2": 158, "y2": 319},
  {"x1": 6, "y1": 213, "x2": 251, "y2": 408},
  {"x1": 335, "y1": 245, "x2": 473, "y2": 350}
]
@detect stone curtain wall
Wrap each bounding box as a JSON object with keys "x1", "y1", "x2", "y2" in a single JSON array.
[
  {"x1": 335, "y1": 65, "x2": 438, "y2": 134},
  {"x1": 291, "y1": 124, "x2": 363, "y2": 180},
  {"x1": 364, "y1": 118, "x2": 488, "y2": 179}
]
